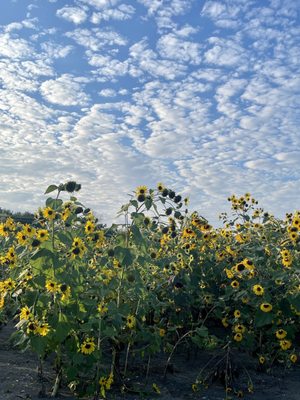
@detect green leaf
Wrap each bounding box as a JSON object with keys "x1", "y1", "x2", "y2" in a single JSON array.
[
  {"x1": 130, "y1": 200, "x2": 138, "y2": 208},
  {"x1": 44, "y1": 185, "x2": 58, "y2": 195},
  {"x1": 46, "y1": 198, "x2": 63, "y2": 210},
  {"x1": 145, "y1": 197, "x2": 152, "y2": 210},
  {"x1": 30, "y1": 336, "x2": 48, "y2": 356},
  {"x1": 56, "y1": 232, "x2": 73, "y2": 246},
  {"x1": 114, "y1": 246, "x2": 134, "y2": 267},
  {"x1": 254, "y1": 310, "x2": 274, "y2": 327},
  {"x1": 55, "y1": 321, "x2": 71, "y2": 343},
  {"x1": 195, "y1": 326, "x2": 209, "y2": 338},
  {"x1": 289, "y1": 295, "x2": 300, "y2": 310}
]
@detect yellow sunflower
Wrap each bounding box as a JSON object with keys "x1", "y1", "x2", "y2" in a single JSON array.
[{"x1": 42, "y1": 207, "x2": 56, "y2": 221}]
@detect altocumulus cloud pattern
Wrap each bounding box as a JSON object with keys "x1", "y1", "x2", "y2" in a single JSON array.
[{"x1": 0, "y1": 0, "x2": 299, "y2": 225}]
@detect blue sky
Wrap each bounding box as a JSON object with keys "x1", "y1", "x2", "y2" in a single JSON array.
[{"x1": 0, "y1": 0, "x2": 299, "y2": 225}]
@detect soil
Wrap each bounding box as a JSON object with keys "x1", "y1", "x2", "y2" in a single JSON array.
[{"x1": 0, "y1": 321, "x2": 300, "y2": 400}]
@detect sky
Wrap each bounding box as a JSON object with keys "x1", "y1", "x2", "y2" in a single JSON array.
[{"x1": 0, "y1": 0, "x2": 299, "y2": 226}]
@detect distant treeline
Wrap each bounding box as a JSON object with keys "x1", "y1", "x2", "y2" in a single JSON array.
[{"x1": 0, "y1": 207, "x2": 34, "y2": 224}]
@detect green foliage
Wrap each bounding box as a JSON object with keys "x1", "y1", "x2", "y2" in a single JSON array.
[{"x1": 0, "y1": 183, "x2": 299, "y2": 398}]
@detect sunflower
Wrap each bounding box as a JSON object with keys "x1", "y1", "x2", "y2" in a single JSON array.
[
  {"x1": 225, "y1": 268, "x2": 234, "y2": 279},
  {"x1": 233, "y1": 324, "x2": 246, "y2": 334},
  {"x1": 60, "y1": 284, "x2": 71, "y2": 301},
  {"x1": 72, "y1": 237, "x2": 84, "y2": 247},
  {"x1": 222, "y1": 317, "x2": 229, "y2": 328},
  {"x1": 231, "y1": 280, "x2": 239, "y2": 289},
  {"x1": 43, "y1": 207, "x2": 56, "y2": 221},
  {"x1": 233, "y1": 333, "x2": 243, "y2": 342},
  {"x1": 259, "y1": 356, "x2": 265, "y2": 364},
  {"x1": 16, "y1": 231, "x2": 28, "y2": 246},
  {"x1": 45, "y1": 280, "x2": 58, "y2": 293},
  {"x1": 80, "y1": 338, "x2": 96, "y2": 354},
  {"x1": 61, "y1": 208, "x2": 71, "y2": 221},
  {"x1": 37, "y1": 229, "x2": 49, "y2": 242},
  {"x1": 234, "y1": 310, "x2": 241, "y2": 318},
  {"x1": 70, "y1": 245, "x2": 86, "y2": 259},
  {"x1": 0, "y1": 223, "x2": 9, "y2": 237},
  {"x1": 19, "y1": 306, "x2": 32, "y2": 320},
  {"x1": 126, "y1": 314, "x2": 136, "y2": 329},
  {"x1": 85, "y1": 220, "x2": 95, "y2": 235},
  {"x1": 27, "y1": 321, "x2": 38, "y2": 335},
  {"x1": 23, "y1": 224, "x2": 35, "y2": 237},
  {"x1": 279, "y1": 339, "x2": 292, "y2": 351},
  {"x1": 252, "y1": 284, "x2": 264, "y2": 296},
  {"x1": 136, "y1": 185, "x2": 148, "y2": 197},
  {"x1": 157, "y1": 183, "x2": 165, "y2": 192},
  {"x1": 159, "y1": 328, "x2": 166, "y2": 337},
  {"x1": 292, "y1": 217, "x2": 300, "y2": 228},
  {"x1": 38, "y1": 323, "x2": 50, "y2": 336},
  {"x1": 97, "y1": 301, "x2": 108, "y2": 315},
  {"x1": 290, "y1": 354, "x2": 297, "y2": 363},
  {"x1": 275, "y1": 329, "x2": 287, "y2": 339},
  {"x1": 260, "y1": 303, "x2": 273, "y2": 313},
  {"x1": 6, "y1": 247, "x2": 16, "y2": 261},
  {"x1": 152, "y1": 383, "x2": 161, "y2": 394}
]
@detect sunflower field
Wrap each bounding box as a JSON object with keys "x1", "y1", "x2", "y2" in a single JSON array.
[{"x1": 0, "y1": 181, "x2": 299, "y2": 399}]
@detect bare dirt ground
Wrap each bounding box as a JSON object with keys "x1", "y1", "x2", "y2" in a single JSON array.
[{"x1": 1, "y1": 321, "x2": 300, "y2": 400}]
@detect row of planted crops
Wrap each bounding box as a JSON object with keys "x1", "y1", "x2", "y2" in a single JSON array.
[{"x1": 0, "y1": 181, "x2": 299, "y2": 399}]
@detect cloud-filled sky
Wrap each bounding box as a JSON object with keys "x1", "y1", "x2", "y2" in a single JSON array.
[{"x1": 0, "y1": 0, "x2": 299, "y2": 225}]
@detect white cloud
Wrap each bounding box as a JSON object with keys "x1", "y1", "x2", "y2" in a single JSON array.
[
  {"x1": 0, "y1": 0, "x2": 299, "y2": 228},
  {"x1": 90, "y1": 4, "x2": 135, "y2": 23},
  {"x1": 65, "y1": 28, "x2": 127, "y2": 50},
  {"x1": 129, "y1": 39, "x2": 186, "y2": 79},
  {"x1": 157, "y1": 33, "x2": 201, "y2": 64},
  {"x1": 57, "y1": 6, "x2": 88, "y2": 24},
  {"x1": 79, "y1": 0, "x2": 119, "y2": 10},
  {"x1": 99, "y1": 88, "x2": 117, "y2": 97},
  {"x1": 40, "y1": 42, "x2": 73, "y2": 58},
  {"x1": 0, "y1": 33, "x2": 33, "y2": 59},
  {"x1": 40, "y1": 74, "x2": 90, "y2": 106},
  {"x1": 201, "y1": 1, "x2": 227, "y2": 18},
  {"x1": 204, "y1": 37, "x2": 248, "y2": 67}
]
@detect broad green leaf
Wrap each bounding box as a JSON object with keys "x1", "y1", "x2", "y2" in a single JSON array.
[
  {"x1": 44, "y1": 185, "x2": 58, "y2": 194},
  {"x1": 254, "y1": 310, "x2": 274, "y2": 327}
]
